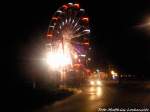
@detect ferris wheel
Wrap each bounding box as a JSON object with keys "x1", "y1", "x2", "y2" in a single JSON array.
[{"x1": 46, "y1": 3, "x2": 90, "y2": 67}]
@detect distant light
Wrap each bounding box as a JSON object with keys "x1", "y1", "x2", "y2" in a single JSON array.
[
  {"x1": 49, "y1": 26, "x2": 54, "y2": 28},
  {"x1": 111, "y1": 70, "x2": 115, "y2": 75},
  {"x1": 82, "y1": 17, "x2": 89, "y2": 21},
  {"x1": 80, "y1": 54, "x2": 86, "y2": 57},
  {"x1": 83, "y1": 42, "x2": 89, "y2": 45},
  {"x1": 74, "y1": 54, "x2": 78, "y2": 59},
  {"x1": 111, "y1": 70, "x2": 118, "y2": 80},
  {"x1": 90, "y1": 81, "x2": 95, "y2": 85},
  {"x1": 89, "y1": 47, "x2": 92, "y2": 50},
  {"x1": 96, "y1": 69, "x2": 100, "y2": 73},
  {"x1": 78, "y1": 59, "x2": 81, "y2": 63},
  {"x1": 83, "y1": 29, "x2": 90, "y2": 34},
  {"x1": 63, "y1": 5, "x2": 68, "y2": 9},
  {"x1": 52, "y1": 17, "x2": 58, "y2": 20},
  {"x1": 74, "y1": 4, "x2": 80, "y2": 8},
  {"x1": 68, "y1": 3, "x2": 73, "y2": 5},
  {"x1": 56, "y1": 10, "x2": 63, "y2": 13},
  {"x1": 88, "y1": 58, "x2": 91, "y2": 61},
  {"x1": 96, "y1": 80, "x2": 102, "y2": 85},
  {"x1": 47, "y1": 34, "x2": 53, "y2": 37},
  {"x1": 80, "y1": 9, "x2": 85, "y2": 12}
]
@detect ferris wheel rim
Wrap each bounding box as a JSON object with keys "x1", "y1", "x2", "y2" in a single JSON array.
[{"x1": 47, "y1": 3, "x2": 90, "y2": 41}]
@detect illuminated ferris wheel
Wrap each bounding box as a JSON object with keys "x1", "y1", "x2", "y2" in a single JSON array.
[{"x1": 46, "y1": 3, "x2": 90, "y2": 68}]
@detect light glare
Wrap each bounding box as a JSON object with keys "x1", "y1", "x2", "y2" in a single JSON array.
[{"x1": 45, "y1": 43, "x2": 72, "y2": 70}]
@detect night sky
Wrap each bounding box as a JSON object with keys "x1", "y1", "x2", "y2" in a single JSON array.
[{"x1": 3, "y1": 0, "x2": 150, "y2": 85}]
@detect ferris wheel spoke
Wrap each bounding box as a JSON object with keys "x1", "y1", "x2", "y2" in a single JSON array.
[
  {"x1": 74, "y1": 27, "x2": 81, "y2": 32},
  {"x1": 73, "y1": 19, "x2": 80, "y2": 29},
  {"x1": 47, "y1": 3, "x2": 90, "y2": 67},
  {"x1": 71, "y1": 32, "x2": 89, "y2": 40}
]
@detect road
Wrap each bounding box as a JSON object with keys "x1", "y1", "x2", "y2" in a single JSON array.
[{"x1": 35, "y1": 82, "x2": 150, "y2": 112}]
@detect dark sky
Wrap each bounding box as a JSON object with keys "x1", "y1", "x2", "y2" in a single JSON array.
[{"x1": 3, "y1": 0, "x2": 150, "y2": 82}]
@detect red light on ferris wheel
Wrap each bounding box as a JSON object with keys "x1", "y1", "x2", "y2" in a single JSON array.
[
  {"x1": 74, "y1": 4, "x2": 80, "y2": 9},
  {"x1": 82, "y1": 17, "x2": 89, "y2": 22}
]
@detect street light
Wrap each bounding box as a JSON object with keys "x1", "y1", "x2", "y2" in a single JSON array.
[
  {"x1": 45, "y1": 42, "x2": 72, "y2": 69},
  {"x1": 135, "y1": 16, "x2": 150, "y2": 35},
  {"x1": 45, "y1": 42, "x2": 72, "y2": 85},
  {"x1": 111, "y1": 70, "x2": 115, "y2": 75},
  {"x1": 111, "y1": 70, "x2": 118, "y2": 80}
]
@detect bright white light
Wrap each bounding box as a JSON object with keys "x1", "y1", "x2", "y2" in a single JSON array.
[
  {"x1": 83, "y1": 29, "x2": 90, "y2": 34},
  {"x1": 80, "y1": 54, "x2": 86, "y2": 57},
  {"x1": 90, "y1": 81, "x2": 95, "y2": 85},
  {"x1": 56, "y1": 10, "x2": 63, "y2": 13},
  {"x1": 74, "y1": 54, "x2": 78, "y2": 59},
  {"x1": 68, "y1": 3, "x2": 73, "y2": 5},
  {"x1": 111, "y1": 70, "x2": 118, "y2": 80},
  {"x1": 45, "y1": 43, "x2": 72, "y2": 70},
  {"x1": 111, "y1": 70, "x2": 115, "y2": 75},
  {"x1": 80, "y1": 9, "x2": 85, "y2": 12},
  {"x1": 96, "y1": 80, "x2": 102, "y2": 85}
]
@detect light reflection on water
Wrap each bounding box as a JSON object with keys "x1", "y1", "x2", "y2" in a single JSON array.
[{"x1": 89, "y1": 86, "x2": 103, "y2": 101}]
